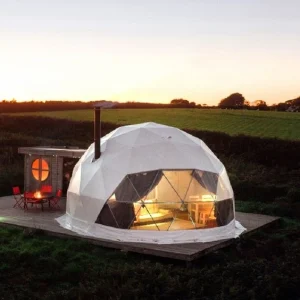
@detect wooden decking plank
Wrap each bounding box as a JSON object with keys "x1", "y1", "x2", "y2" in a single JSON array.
[{"x1": 0, "y1": 196, "x2": 280, "y2": 261}]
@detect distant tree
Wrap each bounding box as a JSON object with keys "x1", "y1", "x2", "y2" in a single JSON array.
[
  {"x1": 285, "y1": 96, "x2": 300, "y2": 112},
  {"x1": 292, "y1": 97, "x2": 300, "y2": 106},
  {"x1": 189, "y1": 102, "x2": 196, "y2": 108},
  {"x1": 218, "y1": 93, "x2": 245, "y2": 109},
  {"x1": 276, "y1": 97, "x2": 300, "y2": 112},
  {"x1": 170, "y1": 98, "x2": 190, "y2": 108},
  {"x1": 170, "y1": 98, "x2": 190, "y2": 105},
  {"x1": 253, "y1": 100, "x2": 266, "y2": 106},
  {"x1": 243, "y1": 101, "x2": 250, "y2": 109},
  {"x1": 276, "y1": 102, "x2": 289, "y2": 111},
  {"x1": 253, "y1": 100, "x2": 268, "y2": 110}
]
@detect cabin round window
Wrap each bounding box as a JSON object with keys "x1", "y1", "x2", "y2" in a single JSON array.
[{"x1": 32, "y1": 159, "x2": 49, "y2": 181}]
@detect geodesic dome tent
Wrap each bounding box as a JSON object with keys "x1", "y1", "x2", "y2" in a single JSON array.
[{"x1": 56, "y1": 122, "x2": 245, "y2": 244}]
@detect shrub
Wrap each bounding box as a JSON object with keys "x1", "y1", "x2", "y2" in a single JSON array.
[
  {"x1": 234, "y1": 181, "x2": 287, "y2": 202},
  {"x1": 62, "y1": 262, "x2": 84, "y2": 283},
  {"x1": 287, "y1": 187, "x2": 300, "y2": 203}
]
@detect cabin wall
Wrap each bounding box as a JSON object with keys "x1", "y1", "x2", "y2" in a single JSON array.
[{"x1": 50, "y1": 156, "x2": 63, "y2": 192}]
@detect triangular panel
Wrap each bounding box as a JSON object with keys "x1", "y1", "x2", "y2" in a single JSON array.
[
  {"x1": 163, "y1": 170, "x2": 193, "y2": 201},
  {"x1": 128, "y1": 170, "x2": 163, "y2": 200}
]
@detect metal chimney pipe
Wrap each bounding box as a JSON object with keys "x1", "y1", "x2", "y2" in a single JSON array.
[
  {"x1": 93, "y1": 100, "x2": 116, "y2": 161},
  {"x1": 94, "y1": 106, "x2": 101, "y2": 160}
]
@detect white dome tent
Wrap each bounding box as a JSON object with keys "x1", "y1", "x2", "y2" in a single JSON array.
[{"x1": 56, "y1": 122, "x2": 246, "y2": 244}]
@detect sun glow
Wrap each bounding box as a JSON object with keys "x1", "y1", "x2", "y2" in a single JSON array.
[{"x1": 1, "y1": 2, "x2": 300, "y2": 104}]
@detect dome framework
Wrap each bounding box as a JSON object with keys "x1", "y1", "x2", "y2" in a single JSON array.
[{"x1": 56, "y1": 122, "x2": 245, "y2": 244}]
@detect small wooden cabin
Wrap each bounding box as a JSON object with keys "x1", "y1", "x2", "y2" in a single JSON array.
[{"x1": 18, "y1": 147, "x2": 86, "y2": 194}]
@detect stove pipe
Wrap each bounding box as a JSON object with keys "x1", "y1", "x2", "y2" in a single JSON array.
[{"x1": 94, "y1": 106, "x2": 101, "y2": 160}]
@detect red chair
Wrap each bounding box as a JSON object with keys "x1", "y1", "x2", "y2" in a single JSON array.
[
  {"x1": 12, "y1": 186, "x2": 25, "y2": 209},
  {"x1": 50, "y1": 189, "x2": 62, "y2": 209},
  {"x1": 41, "y1": 185, "x2": 52, "y2": 193}
]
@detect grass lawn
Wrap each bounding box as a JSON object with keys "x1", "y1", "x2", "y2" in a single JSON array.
[
  {"x1": 9, "y1": 109, "x2": 300, "y2": 141},
  {"x1": 0, "y1": 216, "x2": 299, "y2": 300},
  {"x1": 1, "y1": 112, "x2": 299, "y2": 299}
]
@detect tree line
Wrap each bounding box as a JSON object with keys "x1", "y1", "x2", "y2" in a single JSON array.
[
  {"x1": 1, "y1": 115, "x2": 299, "y2": 218},
  {"x1": 218, "y1": 93, "x2": 300, "y2": 111},
  {"x1": 1, "y1": 94, "x2": 299, "y2": 112}
]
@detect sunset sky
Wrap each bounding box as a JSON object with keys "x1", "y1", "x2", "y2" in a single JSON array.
[{"x1": 1, "y1": 0, "x2": 300, "y2": 105}]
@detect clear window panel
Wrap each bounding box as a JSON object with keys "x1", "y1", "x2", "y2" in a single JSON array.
[
  {"x1": 155, "y1": 173, "x2": 182, "y2": 205},
  {"x1": 132, "y1": 201, "x2": 177, "y2": 231},
  {"x1": 188, "y1": 201, "x2": 217, "y2": 229},
  {"x1": 98, "y1": 169, "x2": 233, "y2": 231},
  {"x1": 163, "y1": 170, "x2": 194, "y2": 201},
  {"x1": 184, "y1": 175, "x2": 214, "y2": 203},
  {"x1": 167, "y1": 202, "x2": 195, "y2": 231},
  {"x1": 96, "y1": 196, "x2": 136, "y2": 229}
]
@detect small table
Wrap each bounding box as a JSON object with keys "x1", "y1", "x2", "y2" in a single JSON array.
[
  {"x1": 188, "y1": 202, "x2": 214, "y2": 225},
  {"x1": 24, "y1": 192, "x2": 54, "y2": 211}
]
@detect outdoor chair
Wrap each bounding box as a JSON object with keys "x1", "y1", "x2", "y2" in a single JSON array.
[
  {"x1": 41, "y1": 185, "x2": 52, "y2": 193},
  {"x1": 50, "y1": 189, "x2": 62, "y2": 209},
  {"x1": 12, "y1": 186, "x2": 25, "y2": 209}
]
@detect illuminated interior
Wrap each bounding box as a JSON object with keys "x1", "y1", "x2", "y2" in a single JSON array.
[
  {"x1": 32, "y1": 158, "x2": 49, "y2": 181},
  {"x1": 97, "y1": 170, "x2": 234, "y2": 231}
]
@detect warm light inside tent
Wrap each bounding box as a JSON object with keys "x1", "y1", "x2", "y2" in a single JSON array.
[
  {"x1": 60, "y1": 122, "x2": 240, "y2": 243},
  {"x1": 99, "y1": 169, "x2": 232, "y2": 232},
  {"x1": 139, "y1": 212, "x2": 166, "y2": 220},
  {"x1": 137, "y1": 199, "x2": 158, "y2": 216},
  {"x1": 134, "y1": 199, "x2": 159, "y2": 223},
  {"x1": 201, "y1": 195, "x2": 216, "y2": 201},
  {"x1": 131, "y1": 174, "x2": 219, "y2": 229}
]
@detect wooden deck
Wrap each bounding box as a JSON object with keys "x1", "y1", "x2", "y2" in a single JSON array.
[{"x1": 0, "y1": 196, "x2": 280, "y2": 261}]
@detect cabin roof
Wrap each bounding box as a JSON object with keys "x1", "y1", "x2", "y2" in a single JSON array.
[{"x1": 18, "y1": 147, "x2": 86, "y2": 158}]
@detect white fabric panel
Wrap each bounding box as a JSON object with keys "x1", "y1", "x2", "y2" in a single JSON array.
[
  {"x1": 56, "y1": 214, "x2": 246, "y2": 244},
  {"x1": 181, "y1": 131, "x2": 204, "y2": 146},
  {"x1": 67, "y1": 164, "x2": 82, "y2": 194},
  {"x1": 57, "y1": 122, "x2": 245, "y2": 243},
  {"x1": 79, "y1": 160, "x2": 104, "y2": 194},
  {"x1": 216, "y1": 167, "x2": 234, "y2": 201},
  {"x1": 174, "y1": 144, "x2": 222, "y2": 173},
  {"x1": 108, "y1": 124, "x2": 139, "y2": 139}
]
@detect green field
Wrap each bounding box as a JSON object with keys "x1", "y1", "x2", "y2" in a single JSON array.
[
  {"x1": 1, "y1": 111, "x2": 300, "y2": 299},
  {"x1": 12, "y1": 109, "x2": 300, "y2": 140},
  {"x1": 1, "y1": 218, "x2": 300, "y2": 299}
]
